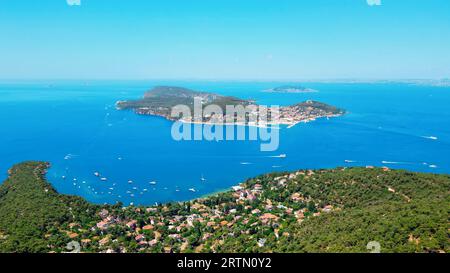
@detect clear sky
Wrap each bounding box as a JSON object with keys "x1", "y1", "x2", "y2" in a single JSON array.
[{"x1": 0, "y1": 0, "x2": 449, "y2": 80}]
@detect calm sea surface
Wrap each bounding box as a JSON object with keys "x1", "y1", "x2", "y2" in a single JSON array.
[{"x1": 1, "y1": 80, "x2": 449, "y2": 205}]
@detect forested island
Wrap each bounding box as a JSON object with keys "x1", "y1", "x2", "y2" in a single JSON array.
[
  {"x1": 0, "y1": 162, "x2": 448, "y2": 253},
  {"x1": 116, "y1": 86, "x2": 343, "y2": 126}
]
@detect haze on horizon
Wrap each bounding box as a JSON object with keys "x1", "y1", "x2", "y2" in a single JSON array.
[{"x1": 0, "y1": 0, "x2": 449, "y2": 81}]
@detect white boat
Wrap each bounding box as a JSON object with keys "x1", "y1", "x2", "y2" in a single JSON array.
[
  {"x1": 240, "y1": 162, "x2": 252, "y2": 165},
  {"x1": 149, "y1": 181, "x2": 157, "y2": 185},
  {"x1": 344, "y1": 160, "x2": 356, "y2": 163},
  {"x1": 422, "y1": 136, "x2": 438, "y2": 140},
  {"x1": 100, "y1": 177, "x2": 107, "y2": 181},
  {"x1": 189, "y1": 188, "x2": 197, "y2": 192},
  {"x1": 61, "y1": 176, "x2": 66, "y2": 179},
  {"x1": 200, "y1": 174, "x2": 206, "y2": 182},
  {"x1": 269, "y1": 154, "x2": 287, "y2": 158},
  {"x1": 128, "y1": 180, "x2": 133, "y2": 184},
  {"x1": 94, "y1": 172, "x2": 100, "y2": 177}
]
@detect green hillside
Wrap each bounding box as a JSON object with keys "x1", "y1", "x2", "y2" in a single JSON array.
[{"x1": 0, "y1": 162, "x2": 448, "y2": 253}]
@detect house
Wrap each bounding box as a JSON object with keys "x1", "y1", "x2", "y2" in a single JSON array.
[
  {"x1": 251, "y1": 208, "x2": 261, "y2": 214},
  {"x1": 126, "y1": 220, "x2": 137, "y2": 229},
  {"x1": 260, "y1": 213, "x2": 279, "y2": 225},
  {"x1": 291, "y1": 192, "x2": 303, "y2": 202},
  {"x1": 99, "y1": 209, "x2": 109, "y2": 219},
  {"x1": 96, "y1": 220, "x2": 109, "y2": 230},
  {"x1": 322, "y1": 205, "x2": 333, "y2": 213},
  {"x1": 148, "y1": 239, "x2": 158, "y2": 247},
  {"x1": 142, "y1": 224, "x2": 154, "y2": 230},
  {"x1": 99, "y1": 236, "x2": 110, "y2": 246},
  {"x1": 135, "y1": 234, "x2": 145, "y2": 242},
  {"x1": 253, "y1": 184, "x2": 263, "y2": 191}
]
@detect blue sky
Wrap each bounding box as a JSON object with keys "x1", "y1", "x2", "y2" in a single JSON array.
[{"x1": 0, "y1": 0, "x2": 449, "y2": 80}]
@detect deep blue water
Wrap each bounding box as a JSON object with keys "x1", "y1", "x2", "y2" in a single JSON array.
[{"x1": 1, "y1": 80, "x2": 449, "y2": 205}]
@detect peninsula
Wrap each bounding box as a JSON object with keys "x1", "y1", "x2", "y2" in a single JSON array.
[
  {"x1": 0, "y1": 162, "x2": 448, "y2": 253},
  {"x1": 116, "y1": 86, "x2": 343, "y2": 126}
]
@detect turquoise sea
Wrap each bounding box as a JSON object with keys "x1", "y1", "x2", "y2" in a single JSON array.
[{"x1": 1, "y1": 81, "x2": 449, "y2": 205}]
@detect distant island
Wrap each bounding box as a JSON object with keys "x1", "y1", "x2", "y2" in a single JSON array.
[
  {"x1": 263, "y1": 85, "x2": 318, "y2": 93},
  {"x1": 116, "y1": 86, "x2": 343, "y2": 127},
  {"x1": 0, "y1": 161, "x2": 448, "y2": 253}
]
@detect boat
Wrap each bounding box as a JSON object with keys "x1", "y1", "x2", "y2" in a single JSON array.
[
  {"x1": 269, "y1": 154, "x2": 287, "y2": 158},
  {"x1": 61, "y1": 176, "x2": 66, "y2": 179},
  {"x1": 189, "y1": 188, "x2": 197, "y2": 192},
  {"x1": 100, "y1": 177, "x2": 107, "y2": 181},
  {"x1": 200, "y1": 174, "x2": 207, "y2": 182},
  {"x1": 149, "y1": 181, "x2": 157, "y2": 185},
  {"x1": 422, "y1": 136, "x2": 438, "y2": 140},
  {"x1": 128, "y1": 180, "x2": 133, "y2": 184},
  {"x1": 344, "y1": 160, "x2": 356, "y2": 163},
  {"x1": 94, "y1": 172, "x2": 100, "y2": 177}
]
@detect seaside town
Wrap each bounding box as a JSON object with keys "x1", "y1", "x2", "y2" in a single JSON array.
[{"x1": 49, "y1": 168, "x2": 345, "y2": 253}]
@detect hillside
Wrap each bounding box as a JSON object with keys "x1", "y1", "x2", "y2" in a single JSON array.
[{"x1": 0, "y1": 162, "x2": 448, "y2": 253}]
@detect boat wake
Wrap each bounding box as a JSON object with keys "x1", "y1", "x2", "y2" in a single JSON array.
[{"x1": 422, "y1": 136, "x2": 438, "y2": 140}]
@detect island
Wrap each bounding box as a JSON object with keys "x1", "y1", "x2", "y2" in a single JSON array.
[
  {"x1": 263, "y1": 85, "x2": 318, "y2": 93},
  {"x1": 116, "y1": 86, "x2": 343, "y2": 126},
  {"x1": 0, "y1": 161, "x2": 448, "y2": 253}
]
